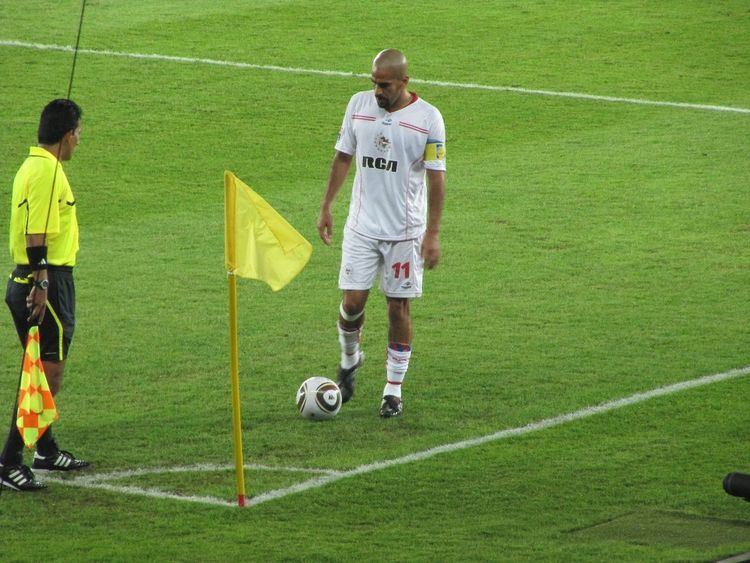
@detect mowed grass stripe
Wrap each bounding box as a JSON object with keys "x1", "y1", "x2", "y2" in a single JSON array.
[
  {"x1": 45, "y1": 365, "x2": 750, "y2": 509},
  {"x1": 2, "y1": 39, "x2": 749, "y2": 115}
]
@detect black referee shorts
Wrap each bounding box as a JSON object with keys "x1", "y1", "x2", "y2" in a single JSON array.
[{"x1": 5, "y1": 265, "x2": 76, "y2": 362}]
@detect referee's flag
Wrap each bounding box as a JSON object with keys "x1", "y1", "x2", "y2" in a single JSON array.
[
  {"x1": 16, "y1": 326, "x2": 58, "y2": 448},
  {"x1": 224, "y1": 171, "x2": 312, "y2": 291}
]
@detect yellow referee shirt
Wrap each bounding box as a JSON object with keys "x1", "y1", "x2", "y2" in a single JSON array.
[{"x1": 9, "y1": 147, "x2": 79, "y2": 266}]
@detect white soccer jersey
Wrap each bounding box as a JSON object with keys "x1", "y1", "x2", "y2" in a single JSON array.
[{"x1": 335, "y1": 90, "x2": 446, "y2": 241}]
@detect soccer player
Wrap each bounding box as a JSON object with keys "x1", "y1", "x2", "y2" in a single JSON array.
[
  {"x1": 0, "y1": 99, "x2": 90, "y2": 492},
  {"x1": 317, "y1": 49, "x2": 446, "y2": 418}
]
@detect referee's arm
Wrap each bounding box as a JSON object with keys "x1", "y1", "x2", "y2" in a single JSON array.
[{"x1": 26, "y1": 233, "x2": 49, "y2": 323}]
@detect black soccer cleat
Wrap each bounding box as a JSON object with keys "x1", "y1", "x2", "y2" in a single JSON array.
[
  {"x1": 32, "y1": 450, "x2": 90, "y2": 472},
  {"x1": 337, "y1": 353, "x2": 364, "y2": 404},
  {"x1": 0, "y1": 464, "x2": 47, "y2": 491},
  {"x1": 379, "y1": 395, "x2": 403, "y2": 418}
]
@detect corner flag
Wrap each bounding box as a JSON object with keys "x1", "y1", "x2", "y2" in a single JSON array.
[
  {"x1": 223, "y1": 171, "x2": 312, "y2": 507},
  {"x1": 16, "y1": 326, "x2": 58, "y2": 448},
  {"x1": 224, "y1": 171, "x2": 312, "y2": 291}
]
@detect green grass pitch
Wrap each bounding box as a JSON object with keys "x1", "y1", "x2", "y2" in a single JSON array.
[{"x1": 0, "y1": 1, "x2": 749, "y2": 560}]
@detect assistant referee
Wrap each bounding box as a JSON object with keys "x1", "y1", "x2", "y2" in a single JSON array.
[{"x1": 0, "y1": 99, "x2": 89, "y2": 492}]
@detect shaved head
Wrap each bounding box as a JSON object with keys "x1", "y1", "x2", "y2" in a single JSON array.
[
  {"x1": 372, "y1": 49, "x2": 409, "y2": 79},
  {"x1": 371, "y1": 49, "x2": 411, "y2": 111}
]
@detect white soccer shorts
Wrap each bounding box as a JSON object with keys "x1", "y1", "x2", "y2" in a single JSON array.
[{"x1": 339, "y1": 228, "x2": 424, "y2": 298}]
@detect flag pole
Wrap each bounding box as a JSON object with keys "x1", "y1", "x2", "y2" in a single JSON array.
[
  {"x1": 227, "y1": 270, "x2": 247, "y2": 507},
  {"x1": 225, "y1": 172, "x2": 247, "y2": 508},
  {"x1": 223, "y1": 170, "x2": 313, "y2": 507}
]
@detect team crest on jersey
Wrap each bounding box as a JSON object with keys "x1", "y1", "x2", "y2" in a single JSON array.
[
  {"x1": 382, "y1": 117, "x2": 392, "y2": 126},
  {"x1": 374, "y1": 133, "x2": 391, "y2": 154}
]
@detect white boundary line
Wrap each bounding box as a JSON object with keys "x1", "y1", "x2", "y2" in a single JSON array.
[
  {"x1": 45, "y1": 365, "x2": 750, "y2": 508},
  {"x1": 2, "y1": 39, "x2": 749, "y2": 115},
  {"x1": 716, "y1": 552, "x2": 750, "y2": 563}
]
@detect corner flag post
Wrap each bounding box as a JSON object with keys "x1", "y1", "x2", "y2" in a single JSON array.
[
  {"x1": 224, "y1": 176, "x2": 248, "y2": 508},
  {"x1": 223, "y1": 170, "x2": 313, "y2": 509}
]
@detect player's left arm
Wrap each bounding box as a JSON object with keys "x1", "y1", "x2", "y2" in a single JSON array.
[
  {"x1": 422, "y1": 168, "x2": 445, "y2": 270},
  {"x1": 422, "y1": 109, "x2": 446, "y2": 269}
]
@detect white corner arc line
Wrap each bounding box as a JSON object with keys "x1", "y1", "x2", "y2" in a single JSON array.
[
  {"x1": 43, "y1": 478, "x2": 236, "y2": 507},
  {"x1": 43, "y1": 365, "x2": 750, "y2": 509},
  {"x1": 76, "y1": 463, "x2": 341, "y2": 484},
  {"x1": 2, "y1": 39, "x2": 749, "y2": 115}
]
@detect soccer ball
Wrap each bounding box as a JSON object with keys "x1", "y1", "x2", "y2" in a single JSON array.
[{"x1": 296, "y1": 376, "x2": 342, "y2": 421}]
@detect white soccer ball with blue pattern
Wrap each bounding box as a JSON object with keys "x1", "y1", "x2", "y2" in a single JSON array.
[{"x1": 296, "y1": 376, "x2": 342, "y2": 420}]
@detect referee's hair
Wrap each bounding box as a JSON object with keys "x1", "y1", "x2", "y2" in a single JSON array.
[{"x1": 38, "y1": 99, "x2": 82, "y2": 144}]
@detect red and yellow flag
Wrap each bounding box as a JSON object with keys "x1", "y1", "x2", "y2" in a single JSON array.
[{"x1": 16, "y1": 326, "x2": 58, "y2": 448}]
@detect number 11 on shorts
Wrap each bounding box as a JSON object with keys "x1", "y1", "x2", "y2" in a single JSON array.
[{"x1": 392, "y1": 261, "x2": 410, "y2": 279}]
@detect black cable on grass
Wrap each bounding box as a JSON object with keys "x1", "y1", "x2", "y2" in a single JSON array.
[
  {"x1": 43, "y1": 0, "x2": 88, "y2": 236},
  {"x1": 1, "y1": 0, "x2": 88, "y2": 496}
]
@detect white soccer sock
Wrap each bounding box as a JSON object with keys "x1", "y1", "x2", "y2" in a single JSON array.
[
  {"x1": 338, "y1": 323, "x2": 361, "y2": 369},
  {"x1": 383, "y1": 343, "x2": 411, "y2": 398}
]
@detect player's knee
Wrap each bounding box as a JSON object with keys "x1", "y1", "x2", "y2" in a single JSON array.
[
  {"x1": 387, "y1": 298, "x2": 410, "y2": 322},
  {"x1": 341, "y1": 291, "x2": 368, "y2": 318},
  {"x1": 340, "y1": 301, "x2": 364, "y2": 322}
]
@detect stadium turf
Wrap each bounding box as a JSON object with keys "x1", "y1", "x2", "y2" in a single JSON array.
[{"x1": 0, "y1": 1, "x2": 748, "y2": 560}]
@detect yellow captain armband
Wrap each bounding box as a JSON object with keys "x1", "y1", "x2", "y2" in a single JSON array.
[{"x1": 424, "y1": 139, "x2": 446, "y2": 162}]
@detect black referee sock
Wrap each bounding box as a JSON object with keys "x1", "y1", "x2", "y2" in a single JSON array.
[
  {"x1": 36, "y1": 427, "x2": 59, "y2": 458},
  {"x1": 0, "y1": 421, "x2": 25, "y2": 466}
]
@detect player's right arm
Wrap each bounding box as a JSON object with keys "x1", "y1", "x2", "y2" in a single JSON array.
[{"x1": 318, "y1": 150, "x2": 353, "y2": 246}]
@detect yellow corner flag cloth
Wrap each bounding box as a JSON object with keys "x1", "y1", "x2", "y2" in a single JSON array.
[
  {"x1": 224, "y1": 171, "x2": 312, "y2": 291},
  {"x1": 16, "y1": 326, "x2": 58, "y2": 448}
]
